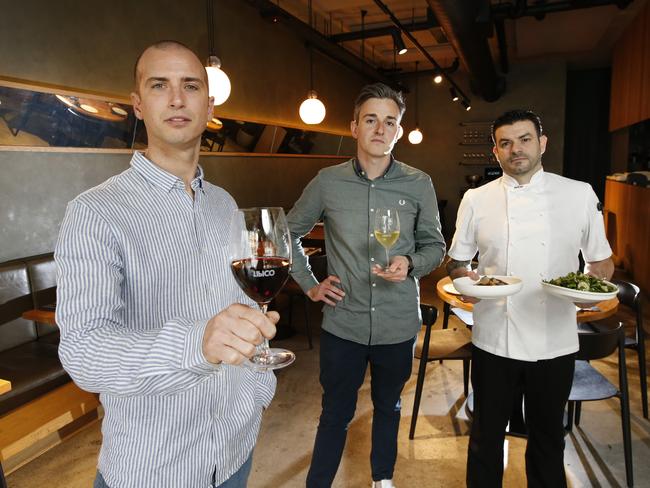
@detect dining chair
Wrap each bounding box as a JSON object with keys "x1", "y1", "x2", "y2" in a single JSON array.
[
  {"x1": 580, "y1": 279, "x2": 647, "y2": 419},
  {"x1": 566, "y1": 322, "x2": 633, "y2": 487},
  {"x1": 410, "y1": 303, "x2": 472, "y2": 439}
]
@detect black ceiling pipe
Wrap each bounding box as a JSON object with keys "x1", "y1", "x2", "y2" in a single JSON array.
[
  {"x1": 491, "y1": 0, "x2": 633, "y2": 19},
  {"x1": 426, "y1": 0, "x2": 505, "y2": 102},
  {"x1": 329, "y1": 9, "x2": 439, "y2": 43},
  {"x1": 494, "y1": 18, "x2": 509, "y2": 74}
]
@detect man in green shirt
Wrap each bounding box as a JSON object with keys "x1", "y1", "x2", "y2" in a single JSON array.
[{"x1": 287, "y1": 83, "x2": 445, "y2": 488}]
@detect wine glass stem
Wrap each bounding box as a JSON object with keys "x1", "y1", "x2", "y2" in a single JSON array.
[
  {"x1": 385, "y1": 248, "x2": 390, "y2": 270},
  {"x1": 259, "y1": 303, "x2": 270, "y2": 354}
]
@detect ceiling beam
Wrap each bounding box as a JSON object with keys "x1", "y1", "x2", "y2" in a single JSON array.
[{"x1": 329, "y1": 10, "x2": 439, "y2": 43}]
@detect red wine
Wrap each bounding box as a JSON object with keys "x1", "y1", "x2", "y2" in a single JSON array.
[{"x1": 231, "y1": 257, "x2": 291, "y2": 304}]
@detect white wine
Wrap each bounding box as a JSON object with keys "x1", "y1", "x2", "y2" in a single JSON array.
[{"x1": 374, "y1": 230, "x2": 400, "y2": 249}]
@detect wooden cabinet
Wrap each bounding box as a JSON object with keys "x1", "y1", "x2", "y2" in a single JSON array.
[
  {"x1": 610, "y1": 2, "x2": 650, "y2": 132},
  {"x1": 604, "y1": 179, "x2": 650, "y2": 292}
]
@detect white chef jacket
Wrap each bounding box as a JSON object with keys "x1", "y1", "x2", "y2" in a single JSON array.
[{"x1": 448, "y1": 169, "x2": 612, "y2": 361}]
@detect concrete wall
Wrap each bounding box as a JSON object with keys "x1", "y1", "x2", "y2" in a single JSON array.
[
  {"x1": 0, "y1": 0, "x2": 366, "y2": 134},
  {"x1": 0, "y1": 149, "x2": 343, "y2": 262},
  {"x1": 394, "y1": 61, "x2": 567, "y2": 234},
  {"x1": 0, "y1": 1, "x2": 569, "y2": 259}
]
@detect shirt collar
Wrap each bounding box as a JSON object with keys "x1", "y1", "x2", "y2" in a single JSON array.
[
  {"x1": 352, "y1": 155, "x2": 396, "y2": 179},
  {"x1": 131, "y1": 151, "x2": 204, "y2": 193},
  {"x1": 501, "y1": 167, "x2": 545, "y2": 189}
]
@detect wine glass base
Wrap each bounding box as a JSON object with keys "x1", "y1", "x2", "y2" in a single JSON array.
[{"x1": 249, "y1": 348, "x2": 296, "y2": 371}]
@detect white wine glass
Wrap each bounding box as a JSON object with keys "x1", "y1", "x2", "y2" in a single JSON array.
[
  {"x1": 374, "y1": 208, "x2": 400, "y2": 270},
  {"x1": 229, "y1": 207, "x2": 295, "y2": 371}
]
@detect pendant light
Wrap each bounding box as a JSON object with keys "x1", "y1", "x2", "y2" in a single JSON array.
[
  {"x1": 299, "y1": 2, "x2": 326, "y2": 125},
  {"x1": 408, "y1": 61, "x2": 423, "y2": 145},
  {"x1": 205, "y1": 0, "x2": 231, "y2": 105}
]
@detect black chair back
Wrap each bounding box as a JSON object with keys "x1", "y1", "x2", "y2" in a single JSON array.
[
  {"x1": 577, "y1": 322, "x2": 623, "y2": 361},
  {"x1": 419, "y1": 303, "x2": 438, "y2": 328},
  {"x1": 612, "y1": 279, "x2": 641, "y2": 309},
  {"x1": 309, "y1": 254, "x2": 328, "y2": 283}
]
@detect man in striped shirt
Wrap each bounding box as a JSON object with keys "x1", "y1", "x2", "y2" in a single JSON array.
[{"x1": 55, "y1": 41, "x2": 277, "y2": 488}]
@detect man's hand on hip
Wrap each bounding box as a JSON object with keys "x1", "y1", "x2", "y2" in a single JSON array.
[
  {"x1": 307, "y1": 275, "x2": 345, "y2": 306},
  {"x1": 372, "y1": 255, "x2": 409, "y2": 282},
  {"x1": 202, "y1": 303, "x2": 278, "y2": 365}
]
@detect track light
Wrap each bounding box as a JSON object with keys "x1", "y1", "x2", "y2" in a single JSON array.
[
  {"x1": 461, "y1": 99, "x2": 472, "y2": 111},
  {"x1": 391, "y1": 29, "x2": 407, "y2": 55},
  {"x1": 450, "y1": 88, "x2": 459, "y2": 102},
  {"x1": 433, "y1": 73, "x2": 443, "y2": 84}
]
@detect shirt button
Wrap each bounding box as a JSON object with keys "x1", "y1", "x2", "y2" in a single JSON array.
[
  {"x1": 541, "y1": 242, "x2": 546, "y2": 246},
  {"x1": 370, "y1": 208, "x2": 374, "y2": 212},
  {"x1": 371, "y1": 184, "x2": 375, "y2": 188},
  {"x1": 372, "y1": 283, "x2": 376, "y2": 287},
  {"x1": 371, "y1": 258, "x2": 375, "y2": 262},
  {"x1": 371, "y1": 307, "x2": 376, "y2": 312},
  {"x1": 370, "y1": 233, "x2": 374, "y2": 237}
]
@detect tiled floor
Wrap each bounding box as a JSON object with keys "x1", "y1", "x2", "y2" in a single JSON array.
[{"x1": 7, "y1": 274, "x2": 650, "y2": 487}]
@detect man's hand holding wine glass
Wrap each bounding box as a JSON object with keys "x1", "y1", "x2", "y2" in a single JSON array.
[
  {"x1": 202, "y1": 303, "x2": 279, "y2": 365},
  {"x1": 372, "y1": 255, "x2": 409, "y2": 282}
]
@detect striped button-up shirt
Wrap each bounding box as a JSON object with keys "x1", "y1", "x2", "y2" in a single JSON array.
[{"x1": 55, "y1": 152, "x2": 276, "y2": 488}]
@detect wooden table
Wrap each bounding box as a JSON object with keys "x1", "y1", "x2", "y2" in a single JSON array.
[
  {"x1": 304, "y1": 222, "x2": 324, "y2": 241},
  {"x1": 22, "y1": 308, "x2": 56, "y2": 326},
  {"x1": 55, "y1": 94, "x2": 127, "y2": 123},
  {"x1": 435, "y1": 275, "x2": 619, "y2": 436},
  {"x1": 0, "y1": 379, "x2": 11, "y2": 395}
]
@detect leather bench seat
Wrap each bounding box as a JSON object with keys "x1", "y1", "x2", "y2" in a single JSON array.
[
  {"x1": 0, "y1": 253, "x2": 65, "y2": 417},
  {"x1": 0, "y1": 340, "x2": 68, "y2": 416}
]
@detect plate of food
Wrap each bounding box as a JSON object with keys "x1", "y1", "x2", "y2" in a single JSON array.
[
  {"x1": 452, "y1": 275, "x2": 523, "y2": 299},
  {"x1": 542, "y1": 272, "x2": 618, "y2": 303}
]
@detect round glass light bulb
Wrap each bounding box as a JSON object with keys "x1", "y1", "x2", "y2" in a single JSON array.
[
  {"x1": 433, "y1": 74, "x2": 443, "y2": 84},
  {"x1": 206, "y1": 61, "x2": 231, "y2": 106},
  {"x1": 408, "y1": 128, "x2": 423, "y2": 144},
  {"x1": 299, "y1": 91, "x2": 326, "y2": 125}
]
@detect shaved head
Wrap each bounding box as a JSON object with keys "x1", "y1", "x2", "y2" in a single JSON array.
[{"x1": 133, "y1": 40, "x2": 207, "y2": 91}]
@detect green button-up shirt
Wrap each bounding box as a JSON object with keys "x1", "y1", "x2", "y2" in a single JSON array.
[{"x1": 287, "y1": 158, "x2": 446, "y2": 345}]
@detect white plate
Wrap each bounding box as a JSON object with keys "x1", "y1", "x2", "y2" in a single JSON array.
[
  {"x1": 541, "y1": 281, "x2": 618, "y2": 303},
  {"x1": 442, "y1": 282, "x2": 461, "y2": 296},
  {"x1": 452, "y1": 276, "x2": 523, "y2": 299}
]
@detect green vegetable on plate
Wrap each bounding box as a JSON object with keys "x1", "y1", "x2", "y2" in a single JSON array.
[{"x1": 544, "y1": 272, "x2": 617, "y2": 293}]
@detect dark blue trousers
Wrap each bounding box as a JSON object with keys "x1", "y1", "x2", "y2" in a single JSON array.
[{"x1": 306, "y1": 330, "x2": 415, "y2": 487}]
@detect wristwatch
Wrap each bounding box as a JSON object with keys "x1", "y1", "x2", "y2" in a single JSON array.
[{"x1": 405, "y1": 255, "x2": 414, "y2": 275}]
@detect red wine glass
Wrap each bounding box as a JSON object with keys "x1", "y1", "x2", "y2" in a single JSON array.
[{"x1": 229, "y1": 207, "x2": 295, "y2": 370}]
